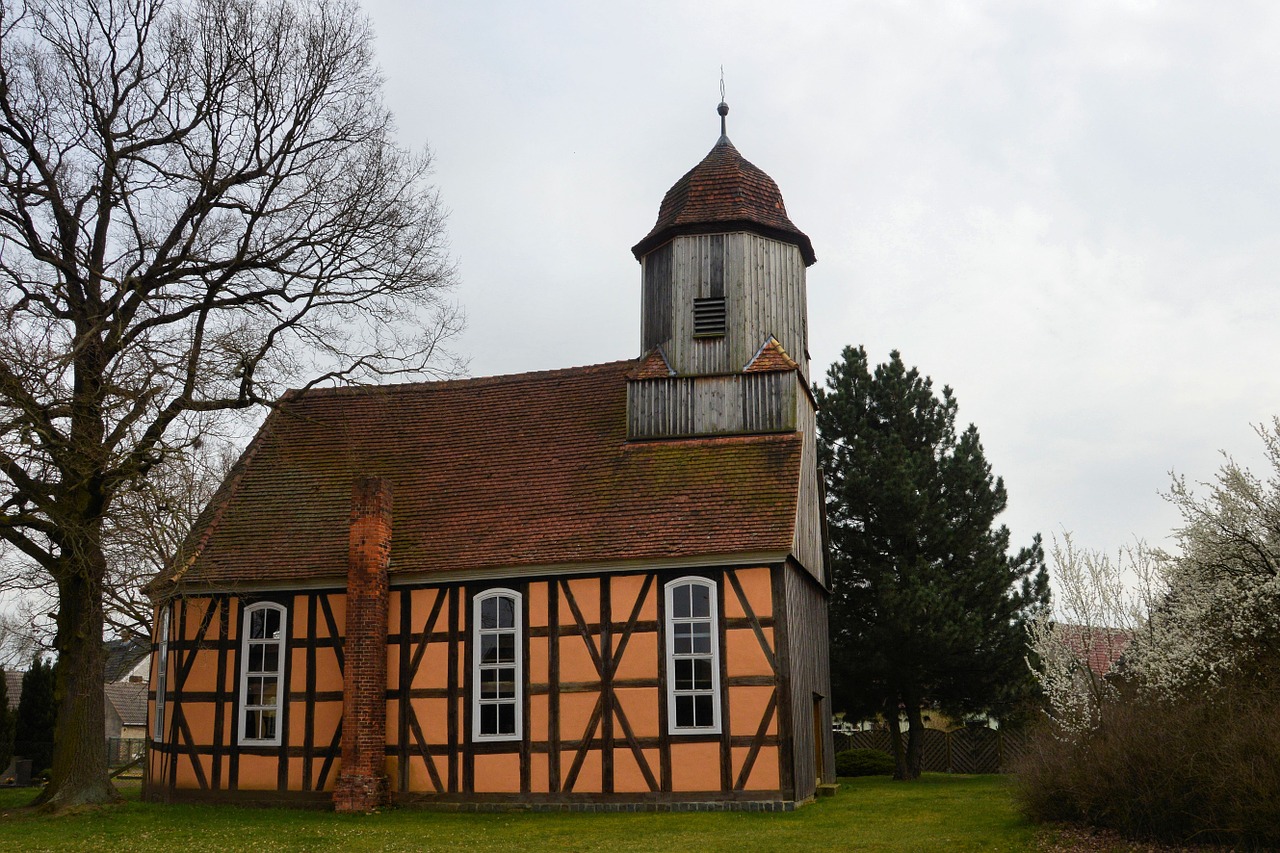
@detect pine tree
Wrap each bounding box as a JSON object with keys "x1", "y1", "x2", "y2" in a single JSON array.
[
  {"x1": 14, "y1": 657, "x2": 58, "y2": 777},
  {"x1": 816, "y1": 346, "x2": 1049, "y2": 779}
]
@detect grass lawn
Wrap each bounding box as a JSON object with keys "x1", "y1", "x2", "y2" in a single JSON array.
[{"x1": 0, "y1": 775, "x2": 1042, "y2": 852}]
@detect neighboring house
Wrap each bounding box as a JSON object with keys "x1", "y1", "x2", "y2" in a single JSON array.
[
  {"x1": 105, "y1": 636, "x2": 151, "y2": 684},
  {"x1": 144, "y1": 104, "x2": 835, "y2": 811},
  {"x1": 1057, "y1": 624, "x2": 1134, "y2": 677},
  {"x1": 104, "y1": 681, "x2": 148, "y2": 740}
]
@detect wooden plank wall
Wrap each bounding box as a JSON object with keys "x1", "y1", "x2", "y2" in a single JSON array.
[
  {"x1": 782, "y1": 563, "x2": 835, "y2": 801},
  {"x1": 640, "y1": 233, "x2": 809, "y2": 380},
  {"x1": 626, "y1": 371, "x2": 797, "y2": 439},
  {"x1": 790, "y1": 396, "x2": 826, "y2": 584}
]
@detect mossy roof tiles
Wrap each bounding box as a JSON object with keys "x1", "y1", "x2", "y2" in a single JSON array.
[
  {"x1": 155, "y1": 360, "x2": 803, "y2": 590},
  {"x1": 631, "y1": 136, "x2": 815, "y2": 266}
]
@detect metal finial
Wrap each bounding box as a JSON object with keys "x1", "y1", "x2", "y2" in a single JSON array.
[{"x1": 717, "y1": 67, "x2": 729, "y2": 138}]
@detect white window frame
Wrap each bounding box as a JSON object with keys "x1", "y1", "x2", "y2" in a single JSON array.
[
  {"x1": 471, "y1": 588, "x2": 523, "y2": 743},
  {"x1": 664, "y1": 576, "x2": 722, "y2": 735},
  {"x1": 153, "y1": 604, "x2": 171, "y2": 742},
  {"x1": 238, "y1": 601, "x2": 286, "y2": 747}
]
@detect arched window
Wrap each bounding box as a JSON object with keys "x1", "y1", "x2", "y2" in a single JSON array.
[
  {"x1": 239, "y1": 601, "x2": 286, "y2": 746},
  {"x1": 665, "y1": 577, "x2": 721, "y2": 734},
  {"x1": 472, "y1": 589, "x2": 522, "y2": 741}
]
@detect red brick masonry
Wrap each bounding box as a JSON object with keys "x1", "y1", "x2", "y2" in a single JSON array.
[{"x1": 333, "y1": 477, "x2": 392, "y2": 813}]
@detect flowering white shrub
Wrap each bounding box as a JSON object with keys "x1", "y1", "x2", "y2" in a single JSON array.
[{"x1": 1029, "y1": 419, "x2": 1280, "y2": 729}]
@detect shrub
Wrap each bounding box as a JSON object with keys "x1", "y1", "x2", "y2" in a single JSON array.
[
  {"x1": 1013, "y1": 684, "x2": 1280, "y2": 848},
  {"x1": 836, "y1": 748, "x2": 895, "y2": 777}
]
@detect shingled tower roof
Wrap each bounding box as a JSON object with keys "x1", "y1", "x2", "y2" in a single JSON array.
[{"x1": 632, "y1": 105, "x2": 816, "y2": 266}]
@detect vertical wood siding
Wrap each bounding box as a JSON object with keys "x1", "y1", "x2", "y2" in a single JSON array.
[
  {"x1": 626, "y1": 371, "x2": 798, "y2": 439},
  {"x1": 782, "y1": 564, "x2": 835, "y2": 801},
  {"x1": 790, "y1": 396, "x2": 826, "y2": 584},
  {"x1": 640, "y1": 233, "x2": 809, "y2": 380}
]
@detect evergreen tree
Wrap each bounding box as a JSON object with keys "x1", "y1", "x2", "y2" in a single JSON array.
[
  {"x1": 0, "y1": 668, "x2": 14, "y2": 771},
  {"x1": 816, "y1": 346, "x2": 1049, "y2": 779},
  {"x1": 14, "y1": 657, "x2": 57, "y2": 777}
]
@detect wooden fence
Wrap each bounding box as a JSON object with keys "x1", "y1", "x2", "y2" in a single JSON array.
[{"x1": 835, "y1": 727, "x2": 1027, "y2": 774}]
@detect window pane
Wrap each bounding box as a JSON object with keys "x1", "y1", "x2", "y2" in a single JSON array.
[
  {"x1": 246, "y1": 709, "x2": 261, "y2": 740},
  {"x1": 481, "y1": 669, "x2": 498, "y2": 699},
  {"x1": 675, "y1": 658, "x2": 693, "y2": 691},
  {"x1": 265, "y1": 607, "x2": 281, "y2": 638},
  {"x1": 263, "y1": 643, "x2": 279, "y2": 673},
  {"x1": 693, "y1": 657, "x2": 714, "y2": 690},
  {"x1": 261, "y1": 676, "x2": 278, "y2": 707},
  {"x1": 691, "y1": 584, "x2": 710, "y2": 618},
  {"x1": 247, "y1": 676, "x2": 263, "y2": 706},
  {"x1": 673, "y1": 585, "x2": 691, "y2": 619},
  {"x1": 673, "y1": 623, "x2": 691, "y2": 655},
  {"x1": 498, "y1": 702, "x2": 516, "y2": 735},
  {"x1": 481, "y1": 634, "x2": 498, "y2": 664},
  {"x1": 691, "y1": 624, "x2": 711, "y2": 654},
  {"x1": 480, "y1": 703, "x2": 498, "y2": 735},
  {"x1": 675, "y1": 695, "x2": 694, "y2": 728},
  {"x1": 261, "y1": 709, "x2": 277, "y2": 740},
  {"x1": 497, "y1": 633, "x2": 515, "y2": 663},
  {"x1": 251, "y1": 609, "x2": 265, "y2": 639},
  {"x1": 694, "y1": 694, "x2": 713, "y2": 727},
  {"x1": 497, "y1": 596, "x2": 515, "y2": 629},
  {"x1": 496, "y1": 667, "x2": 516, "y2": 698},
  {"x1": 481, "y1": 597, "x2": 497, "y2": 630},
  {"x1": 249, "y1": 643, "x2": 264, "y2": 672}
]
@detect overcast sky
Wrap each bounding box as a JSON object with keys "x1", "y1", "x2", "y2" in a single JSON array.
[{"x1": 359, "y1": 0, "x2": 1280, "y2": 559}]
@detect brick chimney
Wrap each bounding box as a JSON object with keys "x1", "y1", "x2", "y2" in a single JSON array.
[{"x1": 333, "y1": 477, "x2": 392, "y2": 813}]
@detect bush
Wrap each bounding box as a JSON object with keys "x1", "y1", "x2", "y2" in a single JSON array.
[
  {"x1": 836, "y1": 748, "x2": 895, "y2": 777},
  {"x1": 1013, "y1": 684, "x2": 1280, "y2": 848}
]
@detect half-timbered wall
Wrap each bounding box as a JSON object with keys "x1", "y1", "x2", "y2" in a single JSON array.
[
  {"x1": 146, "y1": 564, "x2": 830, "y2": 806},
  {"x1": 640, "y1": 233, "x2": 810, "y2": 380}
]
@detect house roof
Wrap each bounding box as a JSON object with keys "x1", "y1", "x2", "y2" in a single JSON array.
[
  {"x1": 631, "y1": 135, "x2": 816, "y2": 266},
  {"x1": 1057, "y1": 624, "x2": 1134, "y2": 676},
  {"x1": 104, "y1": 681, "x2": 148, "y2": 727},
  {"x1": 104, "y1": 636, "x2": 150, "y2": 682},
  {"x1": 152, "y1": 360, "x2": 804, "y2": 592}
]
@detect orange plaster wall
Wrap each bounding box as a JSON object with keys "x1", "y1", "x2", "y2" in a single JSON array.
[
  {"x1": 609, "y1": 574, "x2": 657, "y2": 622},
  {"x1": 410, "y1": 698, "x2": 449, "y2": 744},
  {"x1": 287, "y1": 757, "x2": 305, "y2": 791},
  {"x1": 559, "y1": 692, "x2": 600, "y2": 742},
  {"x1": 529, "y1": 694, "x2": 549, "y2": 744},
  {"x1": 312, "y1": 700, "x2": 343, "y2": 747},
  {"x1": 528, "y1": 636, "x2": 549, "y2": 685},
  {"x1": 725, "y1": 627, "x2": 775, "y2": 678},
  {"x1": 559, "y1": 634, "x2": 600, "y2": 683},
  {"x1": 562, "y1": 749, "x2": 601, "y2": 793},
  {"x1": 669, "y1": 741, "x2": 722, "y2": 792},
  {"x1": 527, "y1": 581, "x2": 549, "y2": 628},
  {"x1": 611, "y1": 631, "x2": 657, "y2": 682},
  {"x1": 727, "y1": 686, "x2": 777, "y2": 738},
  {"x1": 180, "y1": 599, "x2": 216, "y2": 640},
  {"x1": 411, "y1": 642, "x2": 449, "y2": 691},
  {"x1": 473, "y1": 753, "x2": 522, "y2": 793},
  {"x1": 529, "y1": 752, "x2": 549, "y2": 793},
  {"x1": 724, "y1": 566, "x2": 773, "y2": 620},
  {"x1": 174, "y1": 753, "x2": 210, "y2": 789},
  {"x1": 237, "y1": 754, "x2": 279, "y2": 790},
  {"x1": 404, "y1": 751, "x2": 440, "y2": 792},
  {"x1": 733, "y1": 745, "x2": 780, "y2": 791},
  {"x1": 566, "y1": 577, "x2": 599, "y2": 625},
  {"x1": 315, "y1": 594, "x2": 346, "y2": 638},
  {"x1": 179, "y1": 702, "x2": 217, "y2": 744},
  {"x1": 385, "y1": 702, "x2": 399, "y2": 748},
  {"x1": 613, "y1": 687, "x2": 660, "y2": 739},
  {"x1": 613, "y1": 747, "x2": 661, "y2": 793}
]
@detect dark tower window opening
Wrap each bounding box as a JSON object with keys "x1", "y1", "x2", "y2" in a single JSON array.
[{"x1": 693, "y1": 297, "x2": 726, "y2": 337}]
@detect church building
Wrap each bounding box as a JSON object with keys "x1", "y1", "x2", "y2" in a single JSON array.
[{"x1": 145, "y1": 103, "x2": 836, "y2": 811}]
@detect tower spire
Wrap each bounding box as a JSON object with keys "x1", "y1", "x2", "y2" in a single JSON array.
[{"x1": 718, "y1": 68, "x2": 729, "y2": 139}]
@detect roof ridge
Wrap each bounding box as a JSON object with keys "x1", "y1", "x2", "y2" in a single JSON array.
[{"x1": 287, "y1": 360, "x2": 636, "y2": 399}]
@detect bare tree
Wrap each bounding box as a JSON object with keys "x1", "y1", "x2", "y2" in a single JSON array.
[{"x1": 0, "y1": 0, "x2": 461, "y2": 807}]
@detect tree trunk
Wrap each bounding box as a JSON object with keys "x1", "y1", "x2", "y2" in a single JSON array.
[
  {"x1": 886, "y1": 698, "x2": 911, "y2": 781},
  {"x1": 904, "y1": 698, "x2": 925, "y2": 780},
  {"x1": 31, "y1": 533, "x2": 118, "y2": 809}
]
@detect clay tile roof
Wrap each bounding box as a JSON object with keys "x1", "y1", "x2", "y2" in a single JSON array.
[
  {"x1": 104, "y1": 681, "x2": 148, "y2": 727},
  {"x1": 629, "y1": 347, "x2": 675, "y2": 379},
  {"x1": 632, "y1": 136, "x2": 816, "y2": 266},
  {"x1": 1057, "y1": 624, "x2": 1134, "y2": 676},
  {"x1": 152, "y1": 361, "x2": 803, "y2": 591},
  {"x1": 744, "y1": 337, "x2": 800, "y2": 374}
]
